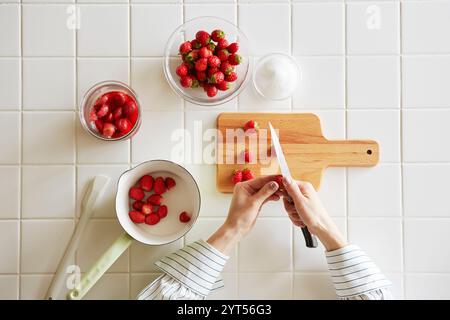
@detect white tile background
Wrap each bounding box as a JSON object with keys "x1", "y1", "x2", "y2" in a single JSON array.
[{"x1": 0, "y1": 0, "x2": 449, "y2": 300}]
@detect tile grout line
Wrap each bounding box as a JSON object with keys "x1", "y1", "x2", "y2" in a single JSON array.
[
  {"x1": 343, "y1": 0, "x2": 349, "y2": 244},
  {"x1": 128, "y1": 0, "x2": 132, "y2": 299},
  {"x1": 18, "y1": 1, "x2": 23, "y2": 300},
  {"x1": 73, "y1": 0, "x2": 80, "y2": 290},
  {"x1": 289, "y1": 0, "x2": 294, "y2": 299},
  {"x1": 399, "y1": 0, "x2": 407, "y2": 299},
  {"x1": 181, "y1": 0, "x2": 186, "y2": 250},
  {"x1": 235, "y1": 0, "x2": 240, "y2": 299}
]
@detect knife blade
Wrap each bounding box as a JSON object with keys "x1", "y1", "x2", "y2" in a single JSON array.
[{"x1": 269, "y1": 122, "x2": 318, "y2": 248}]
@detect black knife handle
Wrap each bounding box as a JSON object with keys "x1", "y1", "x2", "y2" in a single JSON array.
[
  {"x1": 286, "y1": 195, "x2": 318, "y2": 248},
  {"x1": 301, "y1": 226, "x2": 318, "y2": 248}
]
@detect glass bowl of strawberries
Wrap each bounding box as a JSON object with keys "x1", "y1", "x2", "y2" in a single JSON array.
[
  {"x1": 164, "y1": 16, "x2": 252, "y2": 106},
  {"x1": 80, "y1": 81, "x2": 142, "y2": 141}
]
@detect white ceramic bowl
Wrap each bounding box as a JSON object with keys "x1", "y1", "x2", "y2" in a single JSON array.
[{"x1": 116, "y1": 160, "x2": 201, "y2": 245}]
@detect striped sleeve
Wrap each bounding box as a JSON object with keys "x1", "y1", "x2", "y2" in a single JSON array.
[
  {"x1": 326, "y1": 245, "x2": 393, "y2": 300},
  {"x1": 137, "y1": 240, "x2": 229, "y2": 300}
]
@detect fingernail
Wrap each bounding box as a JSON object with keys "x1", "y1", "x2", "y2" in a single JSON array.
[
  {"x1": 269, "y1": 181, "x2": 278, "y2": 189},
  {"x1": 283, "y1": 176, "x2": 292, "y2": 186}
]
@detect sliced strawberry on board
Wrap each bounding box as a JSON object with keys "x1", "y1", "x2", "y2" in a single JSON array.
[
  {"x1": 242, "y1": 168, "x2": 255, "y2": 181},
  {"x1": 129, "y1": 211, "x2": 145, "y2": 223},
  {"x1": 139, "y1": 175, "x2": 154, "y2": 192},
  {"x1": 129, "y1": 187, "x2": 145, "y2": 201},
  {"x1": 231, "y1": 170, "x2": 242, "y2": 185}
]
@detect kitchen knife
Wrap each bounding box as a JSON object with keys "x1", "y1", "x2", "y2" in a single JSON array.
[{"x1": 269, "y1": 122, "x2": 318, "y2": 248}]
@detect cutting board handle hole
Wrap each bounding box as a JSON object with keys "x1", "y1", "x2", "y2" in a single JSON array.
[{"x1": 367, "y1": 149, "x2": 372, "y2": 155}]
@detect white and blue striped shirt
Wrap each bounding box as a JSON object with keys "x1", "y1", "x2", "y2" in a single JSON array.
[{"x1": 137, "y1": 241, "x2": 393, "y2": 300}]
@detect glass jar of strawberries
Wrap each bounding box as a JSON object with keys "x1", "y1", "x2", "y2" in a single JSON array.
[{"x1": 80, "y1": 81, "x2": 141, "y2": 141}]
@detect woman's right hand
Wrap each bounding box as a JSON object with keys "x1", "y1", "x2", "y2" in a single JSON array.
[{"x1": 281, "y1": 177, "x2": 347, "y2": 251}]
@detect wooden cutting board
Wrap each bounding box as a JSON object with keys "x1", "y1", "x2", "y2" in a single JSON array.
[{"x1": 216, "y1": 113, "x2": 379, "y2": 193}]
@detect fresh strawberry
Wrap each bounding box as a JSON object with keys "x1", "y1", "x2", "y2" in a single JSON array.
[
  {"x1": 216, "y1": 49, "x2": 230, "y2": 62},
  {"x1": 274, "y1": 175, "x2": 284, "y2": 190},
  {"x1": 228, "y1": 53, "x2": 242, "y2": 66},
  {"x1": 195, "y1": 30, "x2": 210, "y2": 46},
  {"x1": 220, "y1": 61, "x2": 234, "y2": 76},
  {"x1": 207, "y1": 55, "x2": 221, "y2": 68},
  {"x1": 179, "y1": 41, "x2": 192, "y2": 54},
  {"x1": 109, "y1": 92, "x2": 126, "y2": 108},
  {"x1": 113, "y1": 107, "x2": 122, "y2": 120},
  {"x1": 199, "y1": 47, "x2": 213, "y2": 59},
  {"x1": 244, "y1": 120, "x2": 259, "y2": 132},
  {"x1": 207, "y1": 67, "x2": 219, "y2": 77},
  {"x1": 94, "y1": 119, "x2": 103, "y2": 132},
  {"x1": 216, "y1": 38, "x2": 229, "y2": 50},
  {"x1": 102, "y1": 123, "x2": 116, "y2": 138},
  {"x1": 145, "y1": 213, "x2": 160, "y2": 225},
  {"x1": 211, "y1": 29, "x2": 225, "y2": 42},
  {"x1": 89, "y1": 109, "x2": 98, "y2": 121},
  {"x1": 139, "y1": 175, "x2": 154, "y2": 192},
  {"x1": 129, "y1": 187, "x2": 145, "y2": 201},
  {"x1": 179, "y1": 211, "x2": 191, "y2": 223},
  {"x1": 96, "y1": 104, "x2": 109, "y2": 118},
  {"x1": 196, "y1": 71, "x2": 207, "y2": 82},
  {"x1": 231, "y1": 170, "x2": 242, "y2": 184},
  {"x1": 97, "y1": 93, "x2": 112, "y2": 106},
  {"x1": 225, "y1": 71, "x2": 237, "y2": 82},
  {"x1": 123, "y1": 99, "x2": 138, "y2": 118},
  {"x1": 190, "y1": 39, "x2": 201, "y2": 49},
  {"x1": 157, "y1": 205, "x2": 168, "y2": 219},
  {"x1": 195, "y1": 58, "x2": 208, "y2": 72},
  {"x1": 209, "y1": 71, "x2": 224, "y2": 84},
  {"x1": 147, "y1": 194, "x2": 163, "y2": 205},
  {"x1": 116, "y1": 118, "x2": 132, "y2": 134},
  {"x1": 154, "y1": 177, "x2": 167, "y2": 194},
  {"x1": 244, "y1": 150, "x2": 253, "y2": 163},
  {"x1": 242, "y1": 168, "x2": 255, "y2": 181},
  {"x1": 165, "y1": 177, "x2": 176, "y2": 190},
  {"x1": 141, "y1": 203, "x2": 153, "y2": 215},
  {"x1": 180, "y1": 75, "x2": 194, "y2": 88},
  {"x1": 216, "y1": 81, "x2": 230, "y2": 91},
  {"x1": 176, "y1": 64, "x2": 189, "y2": 77},
  {"x1": 205, "y1": 84, "x2": 218, "y2": 97},
  {"x1": 183, "y1": 50, "x2": 199, "y2": 62},
  {"x1": 206, "y1": 42, "x2": 216, "y2": 52},
  {"x1": 132, "y1": 200, "x2": 144, "y2": 211},
  {"x1": 227, "y1": 42, "x2": 239, "y2": 54},
  {"x1": 104, "y1": 112, "x2": 113, "y2": 123},
  {"x1": 129, "y1": 211, "x2": 145, "y2": 223}
]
